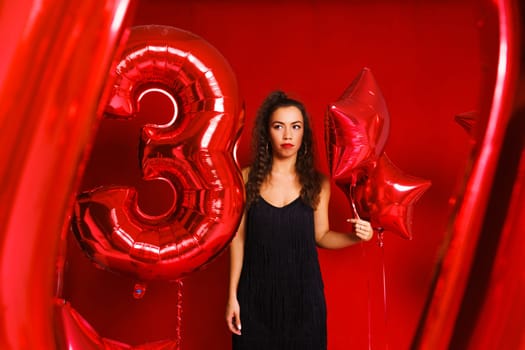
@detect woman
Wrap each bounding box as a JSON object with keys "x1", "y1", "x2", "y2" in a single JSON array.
[{"x1": 226, "y1": 91, "x2": 373, "y2": 349}]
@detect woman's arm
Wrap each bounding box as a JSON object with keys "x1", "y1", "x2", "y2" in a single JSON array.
[
  {"x1": 314, "y1": 176, "x2": 373, "y2": 249},
  {"x1": 225, "y1": 167, "x2": 249, "y2": 335},
  {"x1": 226, "y1": 213, "x2": 245, "y2": 335}
]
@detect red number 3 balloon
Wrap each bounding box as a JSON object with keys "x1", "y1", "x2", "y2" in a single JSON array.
[{"x1": 72, "y1": 25, "x2": 245, "y2": 281}]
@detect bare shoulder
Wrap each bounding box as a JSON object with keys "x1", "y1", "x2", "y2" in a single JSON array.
[
  {"x1": 316, "y1": 172, "x2": 331, "y2": 204},
  {"x1": 319, "y1": 173, "x2": 330, "y2": 191}
]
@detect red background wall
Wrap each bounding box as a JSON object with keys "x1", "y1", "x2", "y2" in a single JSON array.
[{"x1": 62, "y1": 1, "x2": 485, "y2": 349}]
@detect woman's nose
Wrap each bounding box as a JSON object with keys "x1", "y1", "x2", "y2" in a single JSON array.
[{"x1": 283, "y1": 128, "x2": 292, "y2": 139}]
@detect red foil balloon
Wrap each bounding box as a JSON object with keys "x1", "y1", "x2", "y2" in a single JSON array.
[
  {"x1": 71, "y1": 25, "x2": 245, "y2": 281},
  {"x1": 0, "y1": 0, "x2": 134, "y2": 348},
  {"x1": 413, "y1": 0, "x2": 523, "y2": 348},
  {"x1": 325, "y1": 67, "x2": 391, "y2": 185},
  {"x1": 55, "y1": 301, "x2": 178, "y2": 349},
  {"x1": 354, "y1": 154, "x2": 431, "y2": 239}
]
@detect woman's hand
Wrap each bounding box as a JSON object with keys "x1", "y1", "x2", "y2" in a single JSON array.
[
  {"x1": 225, "y1": 297, "x2": 242, "y2": 335},
  {"x1": 348, "y1": 218, "x2": 374, "y2": 241}
]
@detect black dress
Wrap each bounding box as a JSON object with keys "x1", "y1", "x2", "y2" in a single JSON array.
[{"x1": 233, "y1": 196, "x2": 327, "y2": 350}]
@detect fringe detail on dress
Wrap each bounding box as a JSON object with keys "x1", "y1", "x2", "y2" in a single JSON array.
[{"x1": 234, "y1": 197, "x2": 326, "y2": 350}]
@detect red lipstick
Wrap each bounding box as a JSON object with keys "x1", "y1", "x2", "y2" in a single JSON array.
[{"x1": 281, "y1": 143, "x2": 294, "y2": 148}]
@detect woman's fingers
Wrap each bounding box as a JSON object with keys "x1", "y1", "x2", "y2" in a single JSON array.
[
  {"x1": 348, "y1": 218, "x2": 373, "y2": 241},
  {"x1": 226, "y1": 311, "x2": 242, "y2": 335},
  {"x1": 226, "y1": 299, "x2": 242, "y2": 335},
  {"x1": 232, "y1": 314, "x2": 242, "y2": 335},
  {"x1": 235, "y1": 318, "x2": 242, "y2": 333}
]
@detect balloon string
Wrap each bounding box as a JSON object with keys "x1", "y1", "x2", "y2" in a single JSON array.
[
  {"x1": 360, "y1": 241, "x2": 372, "y2": 350},
  {"x1": 176, "y1": 279, "x2": 184, "y2": 349},
  {"x1": 377, "y1": 230, "x2": 389, "y2": 349},
  {"x1": 349, "y1": 183, "x2": 360, "y2": 219},
  {"x1": 351, "y1": 179, "x2": 370, "y2": 347}
]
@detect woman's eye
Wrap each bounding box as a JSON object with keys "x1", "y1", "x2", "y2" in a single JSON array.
[
  {"x1": 293, "y1": 124, "x2": 301, "y2": 130},
  {"x1": 273, "y1": 124, "x2": 283, "y2": 129}
]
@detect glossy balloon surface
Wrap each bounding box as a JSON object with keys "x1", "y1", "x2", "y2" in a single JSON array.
[
  {"x1": 72, "y1": 25, "x2": 245, "y2": 281},
  {"x1": 326, "y1": 67, "x2": 390, "y2": 185}
]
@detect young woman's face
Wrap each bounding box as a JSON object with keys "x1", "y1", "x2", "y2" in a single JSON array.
[{"x1": 268, "y1": 106, "x2": 304, "y2": 159}]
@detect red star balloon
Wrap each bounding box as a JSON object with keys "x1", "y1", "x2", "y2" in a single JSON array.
[
  {"x1": 325, "y1": 67, "x2": 391, "y2": 186},
  {"x1": 354, "y1": 154, "x2": 431, "y2": 239}
]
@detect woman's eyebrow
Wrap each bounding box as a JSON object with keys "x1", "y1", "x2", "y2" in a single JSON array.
[{"x1": 271, "y1": 120, "x2": 303, "y2": 124}]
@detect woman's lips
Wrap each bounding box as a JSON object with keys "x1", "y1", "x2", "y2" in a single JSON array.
[{"x1": 281, "y1": 143, "x2": 294, "y2": 148}]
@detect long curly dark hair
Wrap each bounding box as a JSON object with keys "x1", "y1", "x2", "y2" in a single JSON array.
[{"x1": 245, "y1": 91, "x2": 322, "y2": 209}]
